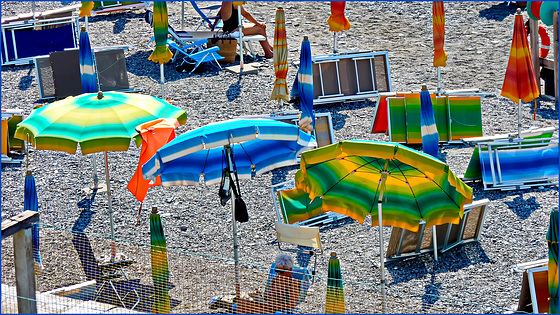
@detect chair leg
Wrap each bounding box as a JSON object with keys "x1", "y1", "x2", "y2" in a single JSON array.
[{"x1": 109, "y1": 281, "x2": 127, "y2": 309}]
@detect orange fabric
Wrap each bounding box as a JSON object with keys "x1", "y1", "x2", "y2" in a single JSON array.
[
  {"x1": 327, "y1": 2, "x2": 351, "y2": 32},
  {"x1": 79, "y1": 1, "x2": 94, "y2": 17},
  {"x1": 432, "y1": 1, "x2": 447, "y2": 67},
  {"x1": 127, "y1": 118, "x2": 179, "y2": 202},
  {"x1": 501, "y1": 14, "x2": 540, "y2": 104}
]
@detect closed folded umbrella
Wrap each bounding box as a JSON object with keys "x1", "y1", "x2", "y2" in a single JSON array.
[
  {"x1": 432, "y1": 1, "x2": 447, "y2": 95},
  {"x1": 24, "y1": 170, "x2": 42, "y2": 269},
  {"x1": 270, "y1": 7, "x2": 289, "y2": 104},
  {"x1": 79, "y1": 28, "x2": 97, "y2": 94},
  {"x1": 290, "y1": 36, "x2": 315, "y2": 134},
  {"x1": 327, "y1": 1, "x2": 351, "y2": 52},
  {"x1": 420, "y1": 86, "x2": 439, "y2": 158},
  {"x1": 501, "y1": 9, "x2": 540, "y2": 138},
  {"x1": 149, "y1": 1, "x2": 173, "y2": 98},
  {"x1": 325, "y1": 252, "x2": 345, "y2": 314},
  {"x1": 150, "y1": 207, "x2": 170, "y2": 314}
]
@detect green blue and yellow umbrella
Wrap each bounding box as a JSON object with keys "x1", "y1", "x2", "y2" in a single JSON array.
[
  {"x1": 14, "y1": 92, "x2": 186, "y2": 155},
  {"x1": 278, "y1": 186, "x2": 323, "y2": 225},
  {"x1": 149, "y1": 1, "x2": 173, "y2": 65},
  {"x1": 295, "y1": 140, "x2": 472, "y2": 312},
  {"x1": 270, "y1": 7, "x2": 289, "y2": 104},
  {"x1": 325, "y1": 252, "x2": 345, "y2": 314},
  {"x1": 547, "y1": 207, "x2": 559, "y2": 314},
  {"x1": 150, "y1": 207, "x2": 170, "y2": 314}
]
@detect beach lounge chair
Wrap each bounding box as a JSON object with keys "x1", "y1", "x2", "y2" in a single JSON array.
[
  {"x1": 189, "y1": 1, "x2": 223, "y2": 31},
  {"x1": 1, "y1": 109, "x2": 24, "y2": 164},
  {"x1": 166, "y1": 38, "x2": 223, "y2": 74},
  {"x1": 385, "y1": 199, "x2": 490, "y2": 262},
  {"x1": 72, "y1": 232, "x2": 140, "y2": 310},
  {"x1": 513, "y1": 260, "x2": 550, "y2": 313}
]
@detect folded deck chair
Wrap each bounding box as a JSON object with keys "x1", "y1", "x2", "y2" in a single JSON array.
[
  {"x1": 189, "y1": 1, "x2": 223, "y2": 31},
  {"x1": 166, "y1": 38, "x2": 224, "y2": 74},
  {"x1": 72, "y1": 232, "x2": 140, "y2": 310}
]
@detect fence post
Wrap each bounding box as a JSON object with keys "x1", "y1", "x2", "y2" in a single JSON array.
[{"x1": 13, "y1": 228, "x2": 37, "y2": 314}]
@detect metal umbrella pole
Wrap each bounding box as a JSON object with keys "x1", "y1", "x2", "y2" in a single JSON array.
[
  {"x1": 104, "y1": 151, "x2": 116, "y2": 262},
  {"x1": 225, "y1": 145, "x2": 241, "y2": 299},
  {"x1": 237, "y1": 4, "x2": 244, "y2": 72},
  {"x1": 377, "y1": 160, "x2": 389, "y2": 314}
]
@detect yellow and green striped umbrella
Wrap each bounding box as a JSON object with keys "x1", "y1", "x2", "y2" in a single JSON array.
[
  {"x1": 14, "y1": 92, "x2": 187, "y2": 155},
  {"x1": 149, "y1": 1, "x2": 173, "y2": 64},
  {"x1": 150, "y1": 207, "x2": 170, "y2": 314},
  {"x1": 325, "y1": 252, "x2": 345, "y2": 314},
  {"x1": 295, "y1": 140, "x2": 473, "y2": 233}
]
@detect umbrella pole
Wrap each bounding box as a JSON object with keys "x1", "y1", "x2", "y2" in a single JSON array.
[
  {"x1": 377, "y1": 161, "x2": 389, "y2": 313},
  {"x1": 517, "y1": 99, "x2": 522, "y2": 139},
  {"x1": 181, "y1": 1, "x2": 185, "y2": 31},
  {"x1": 238, "y1": 5, "x2": 244, "y2": 72},
  {"x1": 333, "y1": 32, "x2": 337, "y2": 53},
  {"x1": 104, "y1": 151, "x2": 116, "y2": 262},
  {"x1": 92, "y1": 153, "x2": 99, "y2": 189},
  {"x1": 437, "y1": 67, "x2": 442, "y2": 96},
  {"x1": 160, "y1": 63, "x2": 165, "y2": 99},
  {"x1": 225, "y1": 145, "x2": 241, "y2": 298}
]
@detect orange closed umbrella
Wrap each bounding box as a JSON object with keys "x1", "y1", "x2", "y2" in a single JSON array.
[
  {"x1": 501, "y1": 9, "x2": 540, "y2": 137},
  {"x1": 327, "y1": 1, "x2": 351, "y2": 52},
  {"x1": 127, "y1": 118, "x2": 180, "y2": 223},
  {"x1": 432, "y1": 1, "x2": 447, "y2": 95}
]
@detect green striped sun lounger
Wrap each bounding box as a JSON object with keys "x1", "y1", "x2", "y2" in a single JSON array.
[
  {"x1": 447, "y1": 96, "x2": 483, "y2": 141},
  {"x1": 387, "y1": 97, "x2": 407, "y2": 143}
]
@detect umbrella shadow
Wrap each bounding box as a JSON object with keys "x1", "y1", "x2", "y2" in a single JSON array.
[
  {"x1": 504, "y1": 192, "x2": 540, "y2": 220},
  {"x1": 86, "y1": 12, "x2": 144, "y2": 34},
  {"x1": 72, "y1": 191, "x2": 98, "y2": 233},
  {"x1": 226, "y1": 76, "x2": 243, "y2": 102},
  {"x1": 534, "y1": 100, "x2": 559, "y2": 120},
  {"x1": 420, "y1": 273, "x2": 441, "y2": 312},
  {"x1": 18, "y1": 68, "x2": 34, "y2": 91},
  {"x1": 478, "y1": 2, "x2": 517, "y2": 21}
]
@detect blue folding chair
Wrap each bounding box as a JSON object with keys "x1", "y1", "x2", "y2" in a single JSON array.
[
  {"x1": 189, "y1": 1, "x2": 223, "y2": 31},
  {"x1": 166, "y1": 39, "x2": 224, "y2": 74}
]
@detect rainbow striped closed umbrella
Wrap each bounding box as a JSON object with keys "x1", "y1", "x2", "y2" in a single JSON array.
[
  {"x1": 271, "y1": 7, "x2": 289, "y2": 104},
  {"x1": 150, "y1": 207, "x2": 170, "y2": 314},
  {"x1": 327, "y1": 1, "x2": 350, "y2": 52},
  {"x1": 432, "y1": 1, "x2": 447, "y2": 68},
  {"x1": 295, "y1": 140, "x2": 472, "y2": 312},
  {"x1": 501, "y1": 9, "x2": 540, "y2": 138},
  {"x1": 325, "y1": 252, "x2": 345, "y2": 314},
  {"x1": 547, "y1": 208, "x2": 559, "y2": 314},
  {"x1": 149, "y1": 1, "x2": 173, "y2": 64}
]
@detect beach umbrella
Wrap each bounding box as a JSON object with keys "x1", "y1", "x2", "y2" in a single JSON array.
[
  {"x1": 127, "y1": 118, "x2": 180, "y2": 224},
  {"x1": 270, "y1": 7, "x2": 289, "y2": 104},
  {"x1": 432, "y1": 1, "x2": 447, "y2": 95},
  {"x1": 501, "y1": 9, "x2": 540, "y2": 138},
  {"x1": 325, "y1": 252, "x2": 345, "y2": 314},
  {"x1": 295, "y1": 140, "x2": 473, "y2": 312},
  {"x1": 150, "y1": 207, "x2": 170, "y2": 314},
  {"x1": 79, "y1": 27, "x2": 97, "y2": 93},
  {"x1": 420, "y1": 85, "x2": 439, "y2": 158},
  {"x1": 290, "y1": 36, "x2": 315, "y2": 134},
  {"x1": 327, "y1": 1, "x2": 351, "y2": 53},
  {"x1": 15, "y1": 91, "x2": 187, "y2": 258},
  {"x1": 547, "y1": 207, "x2": 559, "y2": 314},
  {"x1": 277, "y1": 186, "x2": 323, "y2": 225},
  {"x1": 24, "y1": 170, "x2": 42, "y2": 270},
  {"x1": 79, "y1": 1, "x2": 94, "y2": 18},
  {"x1": 142, "y1": 118, "x2": 316, "y2": 298},
  {"x1": 149, "y1": 1, "x2": 173, "y2": 99}
]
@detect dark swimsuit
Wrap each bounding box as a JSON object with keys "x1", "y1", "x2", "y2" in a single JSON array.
[{"x1": 222, "y1": 4, "x2": 239, "y2": 33}]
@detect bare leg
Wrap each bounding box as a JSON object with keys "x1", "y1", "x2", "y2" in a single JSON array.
[{"x1": 239, "y1": 24, "x2": 274, "y2": 58}]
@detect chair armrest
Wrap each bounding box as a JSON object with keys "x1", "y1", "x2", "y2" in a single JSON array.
[
  {"x1": 94, "y1": 273, "x2": 122, "y2": 281},
  {"x1": 99, "y1": 260, "x2": 135, "y2": 272},
  {"x1": 184, "y1": 39, "x2": 209, "y2": 49}
]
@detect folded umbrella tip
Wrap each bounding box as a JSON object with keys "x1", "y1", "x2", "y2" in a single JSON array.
[
  {"x1": 516, "y1": 8, "x2": 521, "y2": 14},
  {"x1": 152, "y1": 207, "x2": 158, "y2": 214},
  {"x1": 421, "y1": 85, "x2": 428, "y2": 92},
  {"x1": 97, "y1": 92, "x2": 104, "y2": 99}
]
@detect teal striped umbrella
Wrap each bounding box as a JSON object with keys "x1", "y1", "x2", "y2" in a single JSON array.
[{"x1": 150, "y1": 207, "x2": 170, "y2": 313}]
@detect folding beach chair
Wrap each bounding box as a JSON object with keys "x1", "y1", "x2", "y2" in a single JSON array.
[
  {"x1": 73, "y1": 233, "x2": 140, "y2": 310},
  {"x1": 166, "y1": 39, "x2": 224, "y2": 74},
  {"x1": 189, "y1": 1, "x2": 223, "y2": 31}
]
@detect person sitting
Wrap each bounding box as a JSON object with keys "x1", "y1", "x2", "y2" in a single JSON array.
[
  {"x1": 217, "y1": 1, "x2": 274, "y2": 58},
  {"x1": 237, "y1": 253, "x2": 301, "y2": 313}
]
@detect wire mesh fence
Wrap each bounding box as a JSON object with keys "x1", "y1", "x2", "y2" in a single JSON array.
[{"x1": 1, "y1": 223, "x2": 509, "y2": 314}]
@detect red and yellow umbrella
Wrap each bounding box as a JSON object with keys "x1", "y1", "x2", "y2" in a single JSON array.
[
  {"x1": 432, "y1": 1, "x2": 447, "y2": 68},
  {"x1": 501, "y1": 10, "x2": 540, "y2": 136},
  {"x1": 327, "y1": 2, "x2": 351, "y2": 32},
  {"x1": 270, "y1": 7, "x2": 289, "y2": 103}
]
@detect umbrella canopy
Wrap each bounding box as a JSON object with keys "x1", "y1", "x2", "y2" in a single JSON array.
[
  {"x1": 79, "y1": 28, "x2": 97, "y2": 93},
  {"x1": 295, "y1": 140, "x2": 472, "y2": 232},
  {"x1": 290, "y1": 37, "x2": 315, "y2": 134},
  {"x1": 327, "y1": 1, "x2": 351, "y2": 32},
  {"x1": 325, "y1": 252, "x2": 345, "y2": 314},
  {"x1": 127, "y1": 118, "x2": 180, "y2": 204},
  {"x1": 24, "y1": 171, "x2": 42, "y2": 268},
  {"x1": 278, "y1": 186, "x2": 323, "y2": 224},
  {"x1": 150, "y1": 207, "x2": 170, "y2": 314},
  {"x1": 149, "y1": 1, "x2": 173, "y2": 64},
  {"x1": 295, "y1": 140, "x2": 472, "y2": 312},
  {"x1": 547, "y1": 207, "x2": 559, "y2": 314},
  {"x1": 143, "y1": 118, "x2": 316, "y2": 186},
  {"x1": 79, "y1": 1, "x2": 94, "y2": 17},
  {"x1": 15, "y1": 92, "x2": 187, "y2": 155},
  {"x1": 142, "y1": 118, "x2": 316, "y2": 298},
  {"x1": 432, "y1": 1, "x2": 447, "y2": 68},
  {"x1": 270, "y1": 7, "x2": 289, "y2": 103},
  {"x1": 420, "y1": 87, "x2": 439, "y2": 158}
]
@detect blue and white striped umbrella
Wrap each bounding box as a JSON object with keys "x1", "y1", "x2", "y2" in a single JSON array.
[
  {"x1": 24, "y1": 171, "x2": 42, "y2": 267},
  {"x1": 79, "y1": 28, "x2": 97, "y2": 93},
  {"x1": 420, "y1": 88, "x2": 439, "y2": 158},
  {"x1": 290, "y1": 36, "x2": 315, "y2": 134},
  {"x1": 142, "y1": 118, "x2": 316, "y2": 186}
]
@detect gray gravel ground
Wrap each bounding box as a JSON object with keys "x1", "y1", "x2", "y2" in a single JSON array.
[{"x1": 1, "y1": 1, "x2": 559, "y2": 313}]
